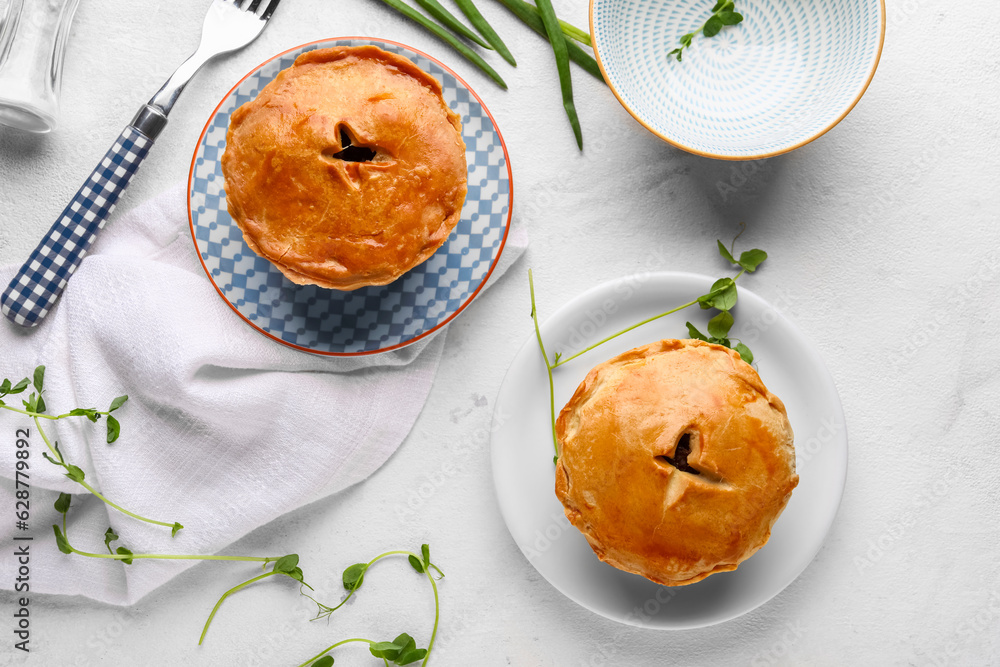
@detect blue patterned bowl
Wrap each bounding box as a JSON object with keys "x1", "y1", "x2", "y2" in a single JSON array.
[
  {"x1": 590, "y1": 0, "x2": 885, "y2": 159},
  {"x1": 188, "y1": 39, "x2": 512, "y2": 356}
]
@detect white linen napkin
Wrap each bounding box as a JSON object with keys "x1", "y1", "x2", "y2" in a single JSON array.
[{"x1": 0, "y1": 183, "x2": 526, "y2": 605}]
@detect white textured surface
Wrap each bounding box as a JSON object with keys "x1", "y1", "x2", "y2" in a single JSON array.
[{"x1": 0, "y1": 0, "x2": 998, "y2": 665}]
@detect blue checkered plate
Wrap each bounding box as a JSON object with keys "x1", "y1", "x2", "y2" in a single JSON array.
[{"x1": 187, "y1": 38, "x2": 512, "y2": 356}]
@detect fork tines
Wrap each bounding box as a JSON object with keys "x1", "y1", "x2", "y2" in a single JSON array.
[{"x1": 230, "y1": 0, "x2": 281, "y2": 18}]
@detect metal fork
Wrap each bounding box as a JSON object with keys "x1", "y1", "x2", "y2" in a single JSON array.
[{"x1": 1, "y1": 0, "x2": 281, "y2": 327}]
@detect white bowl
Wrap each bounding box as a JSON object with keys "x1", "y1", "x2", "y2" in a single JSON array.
[{"x1": 590, "y1": 0, "x2": 885, "y2": 160}]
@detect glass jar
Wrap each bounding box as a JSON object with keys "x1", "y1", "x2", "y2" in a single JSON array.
[{"x1": 0, "y1": 0, "x2": 82, "y2": 133}]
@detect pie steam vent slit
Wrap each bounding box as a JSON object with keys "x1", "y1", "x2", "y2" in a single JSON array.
[
  {"x1": 655, "y1": 432, "x2": 701, "y2": 475},
  {"x1": 329, "y1": 127, "x2": 377, "y2": 162}
]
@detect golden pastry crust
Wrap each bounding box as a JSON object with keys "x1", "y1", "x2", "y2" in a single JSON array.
[
  {"x1": 555, "y1": 339, "x2": 798, "y2": 586},
  {"x1": 221, "y1": 46, "x2": 468, "y2": 290}
]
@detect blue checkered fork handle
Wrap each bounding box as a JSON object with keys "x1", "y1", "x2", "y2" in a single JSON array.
[
  {"x1": 1, "y1": 0, "x2": 282, "y2": 327},
  {"x1": 1, "y1": 127, "x2": 153, "y2": 326}
]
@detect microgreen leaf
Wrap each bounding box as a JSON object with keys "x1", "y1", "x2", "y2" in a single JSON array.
[
  {"x1": 273, "y1": 554, "x2": 299, "y2": 574},
  {"x1": 116, "y1": 546, "x2": 134, "y2": 565},
  {"x1": 171, "y1": 522, "x2": 183, "y2": 537},
  {"x1": 53, "y1": 525, "x2": 72, "y2": 554},
  {"x1": 311, "y1": 658, "x2": 334, "y2": 667},
  {"x1": 0, "y1": 378, "x2": 10, "y2": 395},
  {"x1": 707, "y1": 311, "x2": 734, "y2": 339},
  {"x1": 342, "y1": 563, "x2": 367, "y2": 591},
  {"x1": 104, "y1": 527, "x2": 119, "y2": 554},
  {"x1": 698, "y1": 278, "x2": 737, "y2": 311},
  {"x1": 703, "y1": 14, "x2": 723, "y2": 37},
  {"x1": 9, "y1": 378, "x2": 29, "y2": 394},
  {"x1": 686, "y1": 322, "x2": 709, "y2": 342},
  {"x1": 287, "y1": 567, "x2": 305, "y2": 583},
  {"x1": 719, "y1": 10, "x2": 743, "y2": 25},
  {"x1": 669, "y1": 1, "x2": 742, "y2": 61},
  {"x1": 35, "y1": 393, "x2": 46, "y2": 414},
  {"x1": 421, "y1": 544, "x2": 431, "y2": 567},
  {"x1": 42, "y1": 452, "x2": 61, "y2": 466},
  {"x1": 735, "y1": 342, "x2": 754, "y2": 364},
  {"x1": 408, "y1": 555, "x2": 425, "y2": 574},
  {"x1": 64, "y1": 465, "x2": 86, "y2": 483},
  {"x1": 370, "y1": 634, "x2": 427, "y2": 665},
  {"x1": 68, "y1": 408, "x2": 101, "y2": 423},
  {"x1": 106, "y1": 415, "x2": 121, "y2": 443},
  {"x1": 397, "y1": 648, "x2": 428, "y2": 665},
  {"x1": 369, "y1": 642, "x2": 403, "y2": 660},
  {"x1": 33, "y1": 365, "x2": 45, "y2": 394},
  {"x1": 738, "y1": 248, "x2": 767, "y2": 272},
  {"x1": 109, "y1": 395, "x2": 128, "y2": 412},
  {"x1": 717, "y1": 240, "x2": 737, "y2": 265},
  {"x1": 368, "y1": 634, "x2": 420, "y2": 662},
  {"x1": 54, "y1": 492, "x2": 71, "y2": 515}
]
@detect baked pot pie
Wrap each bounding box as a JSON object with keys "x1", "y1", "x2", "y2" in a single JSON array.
[
  {"x1": 221, "y1": 46, "x2": 468, "y2": 290},
  {"x1": 554, "y1": 339, "x2": 798, "y2": 586}
]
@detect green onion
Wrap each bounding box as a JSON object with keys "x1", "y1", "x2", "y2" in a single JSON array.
[
  {"x1": 493, "y1": 0, "x2": 604, "y2": 82},
  {"x1": 558, "y1": 18, "x2": 591, "y2": 47},
  {"x1": 455, "y1": 0, "x2": 517, "y2": 66},
  {"x1": 412, "y1": 0, "x2": 494, "y2": 50},
  {"x1": 534, "y1": 0, "x2": 583, "y2": 149},
  {"x1": 374, "y1": 0, "x2": 508, "y2": 89}
]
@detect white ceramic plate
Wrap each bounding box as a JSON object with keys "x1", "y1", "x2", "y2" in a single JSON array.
[{"x1": 490, "y1": 272, "x2": 847, "y2": 628}]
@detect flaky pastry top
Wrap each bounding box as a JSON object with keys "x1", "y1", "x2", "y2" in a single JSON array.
[
  {"x1": 555, "y1": 339, "x2": 798, "y2": 586},
  {"x1": 221, "y1": 46, "x2": 468, "y2": 290}
]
